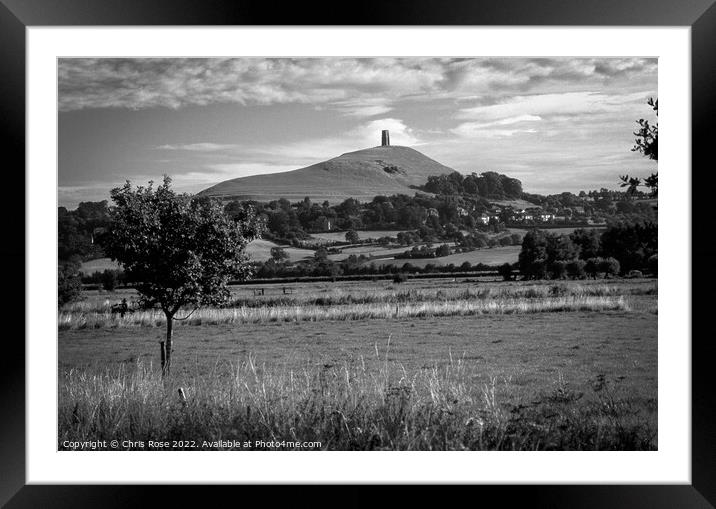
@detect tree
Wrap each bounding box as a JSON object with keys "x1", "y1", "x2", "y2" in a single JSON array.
[
  {"x1": 570, "y1": 228, "x2": 601, "y2": 260},
  {"x1": 104, "y1": 176, "x2": 262, "y2": 375},
  {"x1": 598, "y1": 257, "x2": 621, "y2": 278},
  {"x1": 345, "y1": 230, "x2": 360, "y2": 244},
  {"x1": 585, "y1": 258, "x2": 602, "y2": 279},
  {"x1": 600, "y1": 220, "x2": 657, "y2": 273},
  {"x1": 58, "y1": 259, "x2": 82, "y2": 307},
  {"x1": 566, "y1": 259, "x2": 587, "y2": 279},
  {"x1": 620, "y1": 98, "x2": 658, "y2": 197},
  {"x1": 270, "y1": 246, "x2": 289, "y2": 263},
  {"x1": 101, "y1": 269, "x2": 119, "y2": 292},
  {"x1": 549, "y1": 260, "x2": 568, "y2": 280},
  {"x1": 435, "y1": 244, "x2": 451, "y2": 257},
  {"x1": 518, "y1": 231, "x2": 548, "y2": 279},
  {"x1": 498, "y1": 263, "x2": 513, "y2": 281}
]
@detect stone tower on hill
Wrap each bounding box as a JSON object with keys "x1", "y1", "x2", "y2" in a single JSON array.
[{"x1": 381, "y1": 130, "x2": 390, "y2": 146}]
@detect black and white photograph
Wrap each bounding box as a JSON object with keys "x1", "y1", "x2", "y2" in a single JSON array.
[{"x1": 57, "y1": 56, "x2": 659, "y2": 452}]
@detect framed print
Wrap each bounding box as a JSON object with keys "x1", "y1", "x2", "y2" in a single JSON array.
[{"x1": 2, "y1": 0, "x2": 714, "y2": 505}]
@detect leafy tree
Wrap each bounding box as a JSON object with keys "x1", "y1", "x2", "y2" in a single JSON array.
[
  {"x1": 570, "y1": 228, "x2": 601, "y2": 260},
  {"x1": 345, "y1": 230, "x2": 360, "y2": 244},
  {"x1": 519, "y1": 230, "x2": 579, "y2": 280},
  {"x1": 435, "y1": 244, "x2": 451, "y2": 257},
  {"x1": 104, "y1": 176, "x2": 262, "y2": 375},
  {"x1": 600, "y1": 220, "x2": 657, "y2": 273},
  {"x1": 620, "y1": 98, "x2": 658, "y2": 197},
  {"x1": 498, "y1": 263, "x2": 513, "y2": 281},
  {"x1": 566, "y1": 259, "x2": 587, "y2": 279},
  {"x1": 314, "y1": 247, "x2": 329, "y2": 262},
  {"x1": 58, "y1": 259, "x2": 83, "y2": 307},
  {"x1": 270, "y1": 246, "x2": 289, "y2": 263},
  {"x1": 598, "y1": 257, "x2": 621, "y2": 278},
  {"x1": 549, "y1": 260, "x2": 568, "y2": 280},
  {"x1": 518, "y1": 231, "x2": 549, "y2": 279},
  {"x1": 585, "y1": 258, "x2": 602, "y2": 279},
  {"x1": 101, "y1": 269, "x2": 119, "y2": 292}
]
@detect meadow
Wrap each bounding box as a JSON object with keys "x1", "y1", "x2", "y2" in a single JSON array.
[
  {"x1": 58, "y1": 277, "x2": 657, "y2": 450},
  {"x1": 375, "y1": 245, "x2": 521, "y2": 267}
]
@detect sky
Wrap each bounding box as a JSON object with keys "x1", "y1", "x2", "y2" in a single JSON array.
[{"x1": 58, "y1": 57, "x2": 658, "y2": 208}]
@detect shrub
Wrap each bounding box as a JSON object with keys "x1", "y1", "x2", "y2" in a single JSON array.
[
  {"x1": 101, "y1": 269, "x2": 119, "y2": 292},
  {"x1": 599, "y1": 257, "x2": 621, "y2": 278},
  {"x1": 585, "y1": 257, "x2": 601, "y2": 279},
  {"x1": 498, "y1": 263, "x2": 513, "y2": 281},
  {"x1": 393, "y1": 273, "x2": 408, "y2": 284},
  {"x1": 435, "y1": 244, "x2": 451, "y2": 257},
  {"x1": 548, "y1": 260, "x2": 568, "y2": 280},
  {"x1": 58, "y1": 261, "x2": 82, "y2": 307},
  {"x1": 627, "y1": 270, "x2": 643, "y2": 278},
  {"x1": 566, "y1": 259, "x2": 586, "y2": 279},
  {"x1": 345, "y1": 230, "x2": 360, "y2": 244}
]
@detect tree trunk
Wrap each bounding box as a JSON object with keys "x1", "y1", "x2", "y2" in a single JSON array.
[{"x1": 162, "y1": 311, "x2": 174, "y2": 376}]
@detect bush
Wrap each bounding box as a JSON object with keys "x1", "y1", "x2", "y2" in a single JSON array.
[
  {"x1": 498, "y1": 263, "x2": 513, "y2": 281},
  {"x1": 435, "y1": 244, "x2": 451, "y2": 257},
  {"x1": 585, "y1": 257, "x2": 601, "y2": 279},
  {"x1": 627, "y1": 270, "x2": 643, "y2": 278},
  {"x1": 599, "y1": 257, "x2": 621, "y2": 278},
  {"x1": 548, "y1": 260, "x2": 568, "y2": 280},
  {"x1": 393, "y1": 273, "x2": 408, "y2": 284},
  {"x1": 58, "y1": 261, "x2": 82, "y2": 307},
  {"x1": 101, "y1": 269, "x2": 119, "y2": 291},
  {"x1": 566, "y1": 259, "x2": 586, "y2": 279}
]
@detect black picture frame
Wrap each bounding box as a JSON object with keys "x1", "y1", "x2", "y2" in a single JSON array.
[{"x1": 2, "y1": 0, "x2": 713, "y2": 505}]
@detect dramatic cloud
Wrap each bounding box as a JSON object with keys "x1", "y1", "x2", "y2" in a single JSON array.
[{"x1": 58, "y1": 57, "x2": 656, "y2": 114}]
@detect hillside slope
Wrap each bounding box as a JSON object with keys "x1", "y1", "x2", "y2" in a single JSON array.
[{"x1": 198, "y1": 145, "x2": 455, "y2": 203}]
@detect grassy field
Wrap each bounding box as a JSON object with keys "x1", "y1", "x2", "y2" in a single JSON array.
[
  {"x1": 244, "y1": 239, "x2": 314, "y2": 262},
  {"x1": 508, "y1": 227, "x2": 605, "y2": 236},
  {"x1": 375, "y1": 245, "x2": 521, "y2": 267},
  {"x1": 58, "y1": 278, "x2": 657, "y2": 450},
  {"x1": 80, "y1": 240, "x2": 316, "y2": 272},
  {"x1": 309, "y1": 230, "x2": 408, "y2": 243},
  {"x1": 79, "y1": 257, "x2": 121, "y2": 273}
]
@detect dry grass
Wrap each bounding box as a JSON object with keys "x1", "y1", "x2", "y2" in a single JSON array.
[
  {"x1": 58, "y1": 296, "x2": 629, "y2": 330},
  {"x1": 63, "y1": 282, "x2": 656, "y2": 313},
  {"x1": 58, "y1": 349, "x2": 656, "y2": 450}
]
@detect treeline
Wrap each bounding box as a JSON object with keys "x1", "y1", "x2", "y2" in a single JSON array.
[
  {"x1": 224, "y1": 193, "x2": 504, "y2": 246},
  {"x1": 420, "y1": 171, "x2": 523, "y2": 199},
  {"x1": 58, "y1": 201, "x2": 110, "y2": 261},
  {"x1": 518, "y1": 220, "x2": 657, "y2": 279},
  {"x1": 255, "y1": 250, "x2": 504, "y2": 280}
]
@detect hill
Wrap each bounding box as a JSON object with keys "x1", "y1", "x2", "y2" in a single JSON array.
[{"x1": 198, "y1": 145, "x2": 455, "y2": 204}]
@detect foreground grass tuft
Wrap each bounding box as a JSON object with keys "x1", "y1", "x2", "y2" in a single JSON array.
[{"x1": 59, "y1": 355, "x2": 656, "y2": 451}]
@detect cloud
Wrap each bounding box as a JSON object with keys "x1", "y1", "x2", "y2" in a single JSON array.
[
  {"x1": 58, "y1": 58, "x2": 444, "y2": 113},
  {"x1": 456, "y1": 91, "x2": 652, "y2": 121},
  {"x1": 58, "y1": 57, "x2": 657, "y2": 115},
  {"x1": 451, "y1": 114, "x2": 542, "y2": 138}
]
